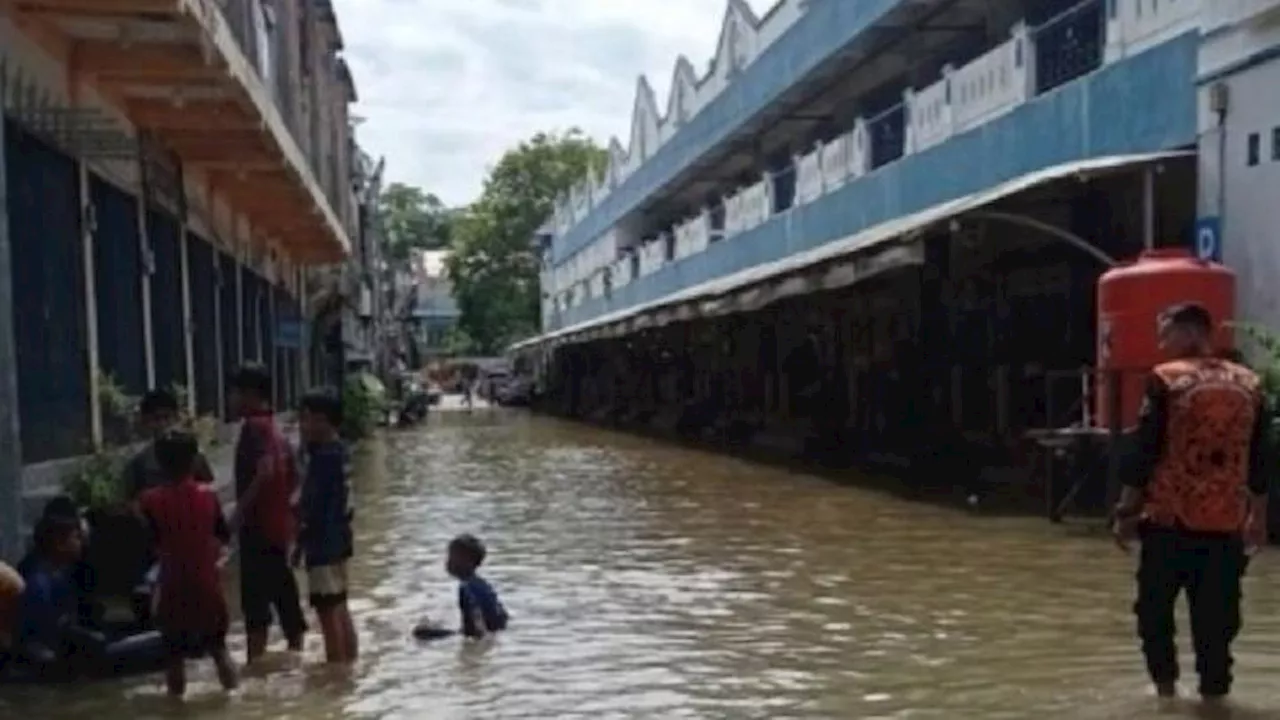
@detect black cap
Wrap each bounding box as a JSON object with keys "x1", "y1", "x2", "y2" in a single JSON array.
[{"x1": 1161, "y1": 302, "x2": 1213, "y2": 333}]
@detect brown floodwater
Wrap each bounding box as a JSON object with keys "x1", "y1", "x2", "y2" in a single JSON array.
[{"x1": 5, "y1": 410, "x2": 1280, "y2": 719}]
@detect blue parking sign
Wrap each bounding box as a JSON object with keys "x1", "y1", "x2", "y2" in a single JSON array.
[{"x1": 1194, "y1": 217, "x2": 1221, "y2": 262}]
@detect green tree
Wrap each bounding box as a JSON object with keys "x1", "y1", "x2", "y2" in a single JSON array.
[
  {"x1": 380, "y1": 182, "x2": 455, "y2": 261},
  {"x1": 447, "y1": 129, "x2": 608, "y2": 353}
]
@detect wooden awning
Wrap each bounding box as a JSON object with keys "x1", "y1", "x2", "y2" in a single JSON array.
[{"x1": 3, "y1": 0, "x2": 351, "y2": 264}]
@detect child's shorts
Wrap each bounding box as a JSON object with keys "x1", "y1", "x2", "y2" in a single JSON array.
[{"x1": 307, "y1": 563, "x2": 349, "y2": 609}]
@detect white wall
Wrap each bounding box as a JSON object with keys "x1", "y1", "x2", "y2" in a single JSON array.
[
  {"x1": 1200, "y1": 0, "x2": 1280, "y2": 79},
  {"x1": 1199, "y1": 58, "x2": 1280, "y2": 324},
  {"x1": 1106, "y1": 0, "x2": 1202, "y2": 62},
  {"x1": 548, "y1": 0, "x2": 807, "y2": 227}
]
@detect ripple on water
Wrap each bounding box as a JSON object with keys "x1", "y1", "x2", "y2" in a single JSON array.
[{"x1": 9, "y1": 413, "x2": 1280, "y2": 719}]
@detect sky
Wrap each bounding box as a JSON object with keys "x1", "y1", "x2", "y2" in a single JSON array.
[{"x1": 332, "y1": 0, "x2": 772, "y2": 207}]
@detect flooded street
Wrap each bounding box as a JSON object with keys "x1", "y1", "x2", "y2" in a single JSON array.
[{"x1": 7, "y1": 410, "x2": 1280, "y2": 719}]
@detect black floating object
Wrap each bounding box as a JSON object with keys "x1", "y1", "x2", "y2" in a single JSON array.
[{"x1": 413, "y1": 623, "x2": 454, "y2": 641}]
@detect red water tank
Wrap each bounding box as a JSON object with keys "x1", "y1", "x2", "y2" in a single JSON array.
[{"x1": 1095, "y1": 248, "x2": 1235, "y2": 428}]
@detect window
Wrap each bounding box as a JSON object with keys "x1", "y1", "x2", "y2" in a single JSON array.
[
  {"x1": 1273, "y1": 127, "x2": 1280, "y2": 161},
  {"x1": 1248, "y1": 133, "x2": 1261, "y2": 166}
]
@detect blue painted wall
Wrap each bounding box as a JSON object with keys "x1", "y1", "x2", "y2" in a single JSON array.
[
  {"x1": 555, "y1": 33, "x2": 1198, "y2": 330},
  {"x1": 552, "y1": 0, "x2": 903, "y2": 264}
]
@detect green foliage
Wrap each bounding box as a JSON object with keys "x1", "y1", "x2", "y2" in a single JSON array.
[
  {"x1": 97, "y1": 370, "x2": 139, "y2": 425},
  {"x1": 65, "y1": 374, "x2": 220, "y2": 513},
  {"x1": 1234, "y1": 323, "x2": 1280, "y2": 459},
  {"x1": 381, "y1": 183, "x2": 457, "y2": 262},
  {"x1": 443, "y1": 326, "x2": 477, "y2": 357},
  {"x1": 342, "y1": 372, "x2": 388, "y2": 440},
  {"x1": 447, "y1": 129, "x2": 609, "y2": 354},
  {"x1": 64, "y1": 447, "x2": 127, "y2": 512}
]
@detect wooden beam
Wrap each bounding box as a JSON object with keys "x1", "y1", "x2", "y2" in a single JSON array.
[
  {"x1": 4, "y1": 4, "x2": 72, "y2": 62},
  {"x1": 172, "y1": 144, "x2": 275, "y2": 163},
  {"x1": 187, "y1": 162, "x2": 280, "y2": 176},
  {"x1": 73, "y1": 39, "x2": 209, "y2": 72},
  {"x1": 159, "y1": 127, "x2": 264, "y2": 146},
  {"x1": 13, "y1": 0, "x2": 176, "y2": 17},
  {"x1": 126, "y1": 96, "x2": 252, "y2": 131}
]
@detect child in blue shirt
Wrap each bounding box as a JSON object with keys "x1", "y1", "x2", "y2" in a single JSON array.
[
  {"x1": 16, "y1": 514, "x2": 104, "y2": 672},
  {"x1": 414, "y1": 534, "x2": 508, "y2": 641},
  {"x1": 296, "y1": 391, "x2": 358, "y2": 664}
]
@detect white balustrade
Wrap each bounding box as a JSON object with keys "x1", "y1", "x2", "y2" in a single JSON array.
[
  {"x1": 820, "y1": 134, "x2": 851, "y2": 190},
  {"x1": 794, "y1": 146, "x2": 824, "y2": 206},
  {"x1": 611, "y1": 256, "x2": 633, "y2": 289},
  {"x1": 847, "y1": 121, "x2": 870, "y2": 180},
  {"x1": 674, "y1": 212, "x2": 711, "y2": 259},
  {"x1": 545, "y1": 12, "x2": 1063, "y2": 289},
  {"x1": 724, "y1": 190, "x2": 747, "y2": 237},
  {"x1": 950, "y1": 24, "x2": 1033, "y2": 133},
  {"x1": 741, "y1": 178, "x2": 771, "y2": 230},
  {"x1": 638, "y1": 239, "x2": 666, "y2": 277},
  {"x1": 905, "y1": 69, "x2": 953, "y2": 154},
  {"x1": 1106, "y1": 0, "x2": 1201, "y2": 62}
]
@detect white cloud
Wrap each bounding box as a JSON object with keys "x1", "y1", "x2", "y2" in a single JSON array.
[{"x1": 332, "y1": 0, "x2": 774, "y2": 206}]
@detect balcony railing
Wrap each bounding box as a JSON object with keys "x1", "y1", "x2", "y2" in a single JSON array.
[
  {"x1": 1034, "y1": 0, "x2": 1105, "y2": 94},
  {"x1": 218, "y1": 0, "x2": 322, "y2": 199},
  {"x1": 547, "y1": 0, "x2": 1169, "y2": 320}
]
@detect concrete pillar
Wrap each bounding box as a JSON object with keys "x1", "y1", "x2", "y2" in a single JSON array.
[
  {"x1": 234, "y1": 256, "x2": 244, "y2": 367},
  {"x1": 0, "y1": 115, "x2": 24, "y2": 561},
  {"x1": 214, "y1": 255, "x2": 225, "y2": 419},
  {"x1": 298, "y1": 269, "x2": 310, "y2": 391},
  {"x1": 179, "y1": 226, "x2": 195, "y2": 416},
  {"x1": 137, "y1": 197, "x2": 156, "y2": 388},
  {"x1": 76, "y1": 163, "x2": 103, "y2": 449}
]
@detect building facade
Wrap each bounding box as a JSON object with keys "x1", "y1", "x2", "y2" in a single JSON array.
[
  {"x1": 0, "y1": 0, "x2": 361, "y2": 557},
  {"x1": 532, "y1": 0, "x2": 1208, "y2": 341},
  {"x1": 407, "y1": 250, "x2": 461, "y2": 362},
  {"x1": 1197, "y1": 2, "x2": 1280, "y2": 322},
  {"x1": 512, "y1": 0, "x2": 1276, "y2": 491}
]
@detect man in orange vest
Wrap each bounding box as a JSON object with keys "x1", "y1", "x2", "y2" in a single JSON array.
[{"x1": 1113, "y1": 302, "x2": 1269, "y2": 702}]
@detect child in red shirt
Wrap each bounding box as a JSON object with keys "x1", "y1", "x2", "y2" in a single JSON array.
[
  {"x1": 139, "y1": 430, "x2": 238, "y2": 697},
  {"x1": 228, "y1": 364, "x2": 307, "y2": 663}
]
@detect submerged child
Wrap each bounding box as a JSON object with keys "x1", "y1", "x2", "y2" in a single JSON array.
[
  {"x1": 413, "y1": 534, "x2": 509, "y2": 641},
  {"x1": 138, "y1": 430, "x2": 238, "y2": 697},
  {"x1": 15, "y1": 515, "x2": 100, "y2": 669},
  {"x1": 296, "y1": 390, "x2": 359, "y2": 664}
]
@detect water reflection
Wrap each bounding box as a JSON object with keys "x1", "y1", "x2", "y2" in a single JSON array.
[{"x1": 5, "y1": 410, "x2": 1280, "y2": 719}]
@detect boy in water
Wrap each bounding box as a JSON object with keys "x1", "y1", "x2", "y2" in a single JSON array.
[
  {"x1": 122, "y1": 388, "x2": 215, "y2": 500},
  {"x1": 228, "y1": 364, "x2": 307, "y2": 663},
  {"x1": 138, "y1": 430, "x2": 238, "y2": 697},
  {"x1": 15, "y1": 515, "x2": 103, "y2": 672},
  {"x1": 296, "y1": 391, "x2": 358, "y2": 663},
  {"x1": 414, "y1": 534, "x2": 509, "y2": 640}
]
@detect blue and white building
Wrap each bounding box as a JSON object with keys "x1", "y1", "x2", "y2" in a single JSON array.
[
  {"x1": 1197, "y1": 1, "x2": 1280, "y2": 321},
  {"x1": 520, "y1": 0, "x2": 1272, "y2": 351}
]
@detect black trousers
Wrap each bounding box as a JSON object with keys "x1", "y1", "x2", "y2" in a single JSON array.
[
  {"x1": 239, "y1": 532, "x2": 308, "y2": 639},
  {"x1": 1135, "y1": 524, "x2": 1248, "y2": 696}
]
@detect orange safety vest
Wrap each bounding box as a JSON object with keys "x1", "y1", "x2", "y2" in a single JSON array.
[{"x1": 1142, "y1": 358, "x2": 1262, "y2": 534}]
